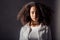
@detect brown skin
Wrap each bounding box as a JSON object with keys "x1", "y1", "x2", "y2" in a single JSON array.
[{"x1": 30, "y1": 6, "x2": 40, "y2": 27}]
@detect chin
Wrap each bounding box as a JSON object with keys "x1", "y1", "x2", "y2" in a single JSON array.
[{"x1": 33, "y1": 20, "x2": 38, "y2": 22}]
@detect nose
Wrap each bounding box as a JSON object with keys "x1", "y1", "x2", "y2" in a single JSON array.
[{"x1": 34, "y1": 12, "x2": 37, "y2": 18}]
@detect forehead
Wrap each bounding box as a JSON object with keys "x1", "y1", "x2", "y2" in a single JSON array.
[{"x1": 30, "y1": 6, "x2": 37, "y2": 11}]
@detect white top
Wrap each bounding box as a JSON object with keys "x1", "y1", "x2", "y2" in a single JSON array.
[
  {"x1": 28, "y1": 25, "x2": 41, "y2": 40},
  {"x1": 19, "y1": 23, "x2": 52, "y2": 40}
]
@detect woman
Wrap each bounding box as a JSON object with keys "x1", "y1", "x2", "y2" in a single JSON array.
[{"x1": 17, "y1": 2, "x2": 52, "y2": 40}]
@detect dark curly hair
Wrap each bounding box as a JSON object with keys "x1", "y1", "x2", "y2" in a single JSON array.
[{"x1": 17, "y1": 2, "x2": 52, "y2": 25}]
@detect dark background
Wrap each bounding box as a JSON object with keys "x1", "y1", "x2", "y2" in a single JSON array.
[{"x1": 0, "y1": 0, "x2": 56, "y2": 40}]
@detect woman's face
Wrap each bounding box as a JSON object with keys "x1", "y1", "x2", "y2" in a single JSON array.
[{"x1": 30, "y1": 6, "x2": 39, "y2": 22}]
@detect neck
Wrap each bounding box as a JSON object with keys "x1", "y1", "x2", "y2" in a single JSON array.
[{"x1": 30, "y1": 20, "x2": 40, "y2": 27}]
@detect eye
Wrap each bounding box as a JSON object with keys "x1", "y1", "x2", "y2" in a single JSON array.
[{"x1": 32, "y1": 11, "x2": 34, "y2": 14}]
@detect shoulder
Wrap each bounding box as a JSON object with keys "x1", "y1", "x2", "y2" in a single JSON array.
[
  {"x1": 42, "y1": 24, "x2": 51, "y2": 33},
  {"x1": 20, "y1": 22, "x2": 30, "y2": 31},
  {"x1": 41, "y1": 23, "x2": 49, "y2": 30},
  {"x1": 40, "y1": 23, "x2": 50, "y2": 32}
]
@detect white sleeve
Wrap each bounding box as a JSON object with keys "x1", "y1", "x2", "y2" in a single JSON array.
[
  {"x1": 46, "y1": 26, "x2": 52, "y2": 40},
  {"x1": 19, "y1": 27, "x2": 24, "y2": 40},
  {"x1": 48, "y1": 27, "x2": 52, "y2": 40},
  {"x1": 44, "y1": 25, "x2": 52, "y2": 40}
]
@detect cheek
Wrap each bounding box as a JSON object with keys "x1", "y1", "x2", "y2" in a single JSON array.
[{"x1": 30, "y1": 13, "x2": 33, "y2": 18}]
